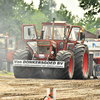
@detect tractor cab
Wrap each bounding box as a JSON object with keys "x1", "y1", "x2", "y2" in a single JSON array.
[
  {"x1": 22, "y1": 21, "x2": 84, "y2": 61},
  {"x1": 22, "y1": 22, "x2": 67, "y2": 60},
  {"x1": 40, "y1": 23, "x2": 65, "y2": 40},
  {"x1": 6, "y1": 36, "x2": 17, "y2": 62},
  {"x1": 0, "y1": 33, "x2": 16, "y2": 71},
  {"x1": 0, "y1": 36, "x2": 6, "y2": 48},
  {"x1": 0, "y1": 34, "x2": 16, "y2": 61}
]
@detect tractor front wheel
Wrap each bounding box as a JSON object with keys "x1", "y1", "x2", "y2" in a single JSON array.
[
  {"x1": 13, "y1": 49, "x2": 32, "y2": 78},
  {"x1": 54, "y1": 50, "x2": 75, "y2": 79}
]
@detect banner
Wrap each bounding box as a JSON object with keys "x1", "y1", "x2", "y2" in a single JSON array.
[{"x1": 13, "y1": 60, "x2": 65, "y2": 68}]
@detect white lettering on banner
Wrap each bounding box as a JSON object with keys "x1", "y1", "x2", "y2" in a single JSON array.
[{"x1": 13, "y1": 60, "x2": 65, "y2": 68}]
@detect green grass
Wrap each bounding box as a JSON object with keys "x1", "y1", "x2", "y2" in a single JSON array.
[{"x1": 0, "y1": 70, "x2": 14, "y2": 75}]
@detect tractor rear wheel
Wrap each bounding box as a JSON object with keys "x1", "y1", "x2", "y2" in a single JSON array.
[
  {"x1": 54, "y1": 50, "x2": 75, "y2": 79},
  {"x1": 74, "y1": 44, "x2": 89, "y2": 79},
  {"x1": 13, "y1": 49, "x2": 32, "y2": 78}
]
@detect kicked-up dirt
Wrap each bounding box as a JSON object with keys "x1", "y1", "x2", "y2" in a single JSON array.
[{"x1": 0, "y1": 75, "x2": 100, "y2": 100}]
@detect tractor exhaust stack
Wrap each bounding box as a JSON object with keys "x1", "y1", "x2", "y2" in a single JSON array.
[{"x1": 52, "y1": 18, "x2": 55, "y2": 40}]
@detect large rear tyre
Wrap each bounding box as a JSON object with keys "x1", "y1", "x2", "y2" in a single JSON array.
[
  {"x1": 74, "y1": 44, "x2": 89, "y2": 79},
  {"x1": 53, "y1": 50, "x2": 75, "y2": 79},
  {"x1": 13, "y1": 49, "x2": 32, "y2": 78}
]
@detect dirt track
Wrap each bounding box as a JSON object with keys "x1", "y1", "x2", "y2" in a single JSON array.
[{"x1": 0, "y1": 75, "x2": 100, "y2": 100}]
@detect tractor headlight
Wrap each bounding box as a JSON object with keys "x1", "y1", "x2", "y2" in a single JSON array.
[
  {"x1": 51, "y1": 51, "x2": 54, "y2": 54},
  {"x1": 39, "y1": 54, "x2": 45, "y2": 58},
  {"x1": 59, "y1": 42, "x2": 64, "y2": 49}
]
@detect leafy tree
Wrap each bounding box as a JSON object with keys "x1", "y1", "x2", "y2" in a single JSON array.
[
  {"x1": 95, "y1": 17, "x2": 100, "y2": 28},
  {"x1": 0, "y1": 0, "x2": 100, "y2": 43},
  {"x1": 23, "y1": 10, "x2": 48, "y2": 34},
  {"x1": 73, "y1": 14, "x2": 100, "y2": 34},
  {"x1": 0, "y1": 0, "x2": 25, "y2": 34},
  {"x1": 78, "y1": 0, "x2": 100, "y2": 15},
  {"x1": 38, "y1": 0, "x2": 56, "y2": 21},
  {"x1": 80, "y1": 15, "x2": 97, "y2": 34},
  {"x1": 73, "y1": 15, "x2": 84, "y2": 27},
  {"x1": 0, "y1": 0, "x2": 48, "y2": 41},
  {"x1": 56, "y1": 4, "x2": 74, "y2": 24}
]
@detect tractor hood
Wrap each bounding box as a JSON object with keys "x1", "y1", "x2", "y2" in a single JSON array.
[{"x1": 35, "y1": 40, "x2": 57, "y2": 60}]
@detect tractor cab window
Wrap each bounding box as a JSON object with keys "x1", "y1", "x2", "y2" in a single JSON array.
[
  {"x1": 42, "y1": 25, "x2": 64, "y2": 40},
  {"x1": 69, "y1": 27, "x2": 80, "y2": 41},
  {"x1": 7, "y1": 37, "x2": 16, "y2": 52},
  {"x1": 24, "y1": 26, "x2": 37, "y2": 40},
  {"x1": 0, "y1": 37, "x2": 5, "y2": 48},
  {"x1": 42, "y1": 25, "x2": 52, "y2": 39}
]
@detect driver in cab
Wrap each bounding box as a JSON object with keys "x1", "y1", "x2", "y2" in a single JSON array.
[{"x1": 54, "y1": 30, "x2": 62, "y2": 40}]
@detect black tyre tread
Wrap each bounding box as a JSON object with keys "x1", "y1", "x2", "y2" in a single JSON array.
[
  {"x1": 13, "y1": 49, "x2": 29, "y2": 60},
  {"x1": 13, "y1": 49, "x2": 32, "y2": 78},
  {"x1": 73, "y1": 44, "x2": 89, "y2": 79},
  {"x1": 54, "y1": 50, "x2": 74, "y2": 79}
]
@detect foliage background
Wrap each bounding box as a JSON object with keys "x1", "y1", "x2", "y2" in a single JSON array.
[{"x1": 0, "y1": 0, "x2": 100, "y2": 43}]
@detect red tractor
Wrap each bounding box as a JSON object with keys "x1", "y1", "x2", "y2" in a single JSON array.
[
  {"x1": 13, "y1": 19, "x2": 95, "y2": 79},
  {"x1": 0, "y1": 33, "x2": 17, "y2": 72}
]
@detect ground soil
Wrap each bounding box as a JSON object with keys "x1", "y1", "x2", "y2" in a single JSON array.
[{"x1": 0, "y1": 75, "x2": 100, "y2": 100}]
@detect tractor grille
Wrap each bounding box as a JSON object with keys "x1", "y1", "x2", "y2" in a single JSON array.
[
  {"x1": 38, "y1": 41, "x2": 50, "y2": 45},
  {"x1": 38, "y1": 46, "x2": 50, "y2": 54}
]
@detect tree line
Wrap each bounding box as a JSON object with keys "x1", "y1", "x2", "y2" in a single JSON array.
[{"x1": 0, "y1": 0, "x2": 100, "y2": 41}]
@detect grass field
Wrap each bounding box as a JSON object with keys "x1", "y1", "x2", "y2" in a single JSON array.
[{"x1": 0, "y1": 70, "x2": 14, "y2": 75}]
